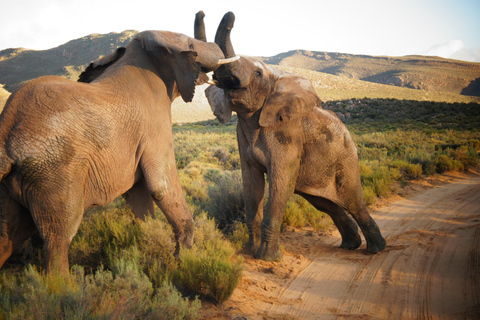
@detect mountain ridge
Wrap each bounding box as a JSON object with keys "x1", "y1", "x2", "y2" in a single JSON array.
[
  {"x1": 0, "y1": 30, "x2": 138, "y2": 92},
  {"x1": 1, "y1": 30, "x2": 479, "y2": 100},
  {"x1": 260, "y1": 49, "x2": 480, "y2": 96}
]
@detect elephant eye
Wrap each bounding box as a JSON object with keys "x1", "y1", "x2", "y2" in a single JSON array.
[
  {"x1": 255, "y1": 70, "x2": 262, "y2": 77},
  {"x1": 189, "y1": 44, "x2": 194, "y2": 50}
]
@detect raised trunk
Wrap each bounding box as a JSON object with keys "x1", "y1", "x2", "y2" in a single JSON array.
[
  {"x1": 213, "y1": 12, "x2": 244, "y2": 89},
  {"x1": 214, "y1": 11, "x2": 236, "y2": 58},
  {"x1": 194, "y1": 11, "x2": 207, "y2": 42}
]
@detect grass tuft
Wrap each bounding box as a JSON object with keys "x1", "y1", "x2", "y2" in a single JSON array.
[{"x1": 173, "y1": 213, "x2": 243, "y2": 304}]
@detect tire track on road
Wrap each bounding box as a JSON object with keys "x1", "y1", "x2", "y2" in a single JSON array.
[{"x1": 266, "y1": 174, "x2": 480, "y2": 319}]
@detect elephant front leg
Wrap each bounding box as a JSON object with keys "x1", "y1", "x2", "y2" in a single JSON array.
[
  {"x1": 151, "y1": 181, "x2": 194, "y2": 254},
  {"x1": 255, "y1": 170, "x2": 297, "y2": 261},
  {"x1": 242, "y1": 164, "x2": 265, "y2": 255},
  {"x1": 139, "y1": 131, "x2": 195, "y2": 253},
  {"x1": 142, "y1": 153, "x2": 194, "y2": 254}
]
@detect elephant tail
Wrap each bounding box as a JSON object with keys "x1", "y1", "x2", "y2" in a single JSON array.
[{"x1": 0, "y1": 149, "x2": 13, "y2": 182}]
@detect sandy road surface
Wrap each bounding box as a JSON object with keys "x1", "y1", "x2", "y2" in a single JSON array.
[
  {"x1": 265, "y1": 174, "x2": 480, "y2": 319},
  {"x1": 202, "y1": 173, "x2": 480, "y2": 319}
]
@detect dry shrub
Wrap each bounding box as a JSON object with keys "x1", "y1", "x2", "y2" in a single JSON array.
[
  {"x1": 283, "y1": 195, "x2": 333, "y2": 232},
  {"x1": 0, "y1": 262, "x2": 200, "y2": 320},
  {"x1": 205, "y1": 170, "x2": 245, "y2": 233},
  {"x1": 173, "y1": 213, "x2": 243, "y2": 304}
]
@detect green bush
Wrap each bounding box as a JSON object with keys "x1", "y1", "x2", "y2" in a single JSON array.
[
  {"x1": 173, "y1": 213, "x2": 243, "y2": 304},
  {"x1": 69, "y1": 206, "x2": 143, "y2": 271},
  {"x1": 283, "y1": 200, "x2": 307, "y2": 228},
  {"x1": 0, "y1": 262, "x2": 201, "y2": 320},
  {"x1": 362, "y1": 186, "x2": 377, "y2": 206},
  {"x1": 204, "y1": 170, "x2": 245, "y2": 233},
  {"x1": 226, "y1": 221, "x2": 249, "y2": 251},
  {"x1": 282, "y1": 195, "x2": 333, "y2": 232},
  {"x1": 390, "y1": 160, "x2": 423, "y2": 180},
  {"x1": 305, "y1": 209, "x2": 334, "y2": 232},
  {"x1": 359, "y1": 161, "x2": 395, "y2": 198},
  {"x1": 139, "y1": 216, "x2": 177, "y2": 288}
]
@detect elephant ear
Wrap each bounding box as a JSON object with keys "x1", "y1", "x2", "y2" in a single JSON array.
[
  {"x1": 137, "y1": 31, "x2": 201, "y2": 102},
  {"x1": 78, "y1": 47, "x2": 126, "y2": 83},
  {"x1": 259, "y1": 75, "x2": 322, "y2": 127},
  {"x1": 205, "y1": 85, "x2": 232, "y2": 123}
]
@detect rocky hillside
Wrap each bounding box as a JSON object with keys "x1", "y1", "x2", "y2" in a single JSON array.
[
  {"x1": 1, "y1": 30, "x2": 479, "y2": 120},
  {"x1": 0, "y1": 30, "x2": 138, "y2": 93},
  {"x1": 261, "y1": 50, "x2": 480, "y2": 96}
]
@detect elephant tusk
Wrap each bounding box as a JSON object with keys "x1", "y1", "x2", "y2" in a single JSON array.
[
  {"x1": 207, "y1": 79, "x2": 220, "y2": 86},
  {"x1": 216, "y1": 56, "x2": 240, "y2": 65}
]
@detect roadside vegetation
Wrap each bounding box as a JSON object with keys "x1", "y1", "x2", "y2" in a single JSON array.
[{"x1": 1, "y1": 86, "x2": 479, "y2": 318}]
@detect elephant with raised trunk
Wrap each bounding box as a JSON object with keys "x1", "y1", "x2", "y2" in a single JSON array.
[
  {"x1": 205, "y1": 12, "x2": 386, "y2": 260},
  {"x1": 0, "y1": 13, "x2": 237, "y2": 274}
]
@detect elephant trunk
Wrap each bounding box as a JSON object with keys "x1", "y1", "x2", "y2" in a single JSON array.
[
  {"x1": 213, "y1": 12, "x2": 246, "y2": 89},
  {"x1": 192, "y1": 11, "x2": 238, "y2": 76},
  {"x1": 214, "y1": 11, "x2": 236, "y2": 58},
  {"x1": 194, "y1": 11, "x2": 207, "y2": 42}
]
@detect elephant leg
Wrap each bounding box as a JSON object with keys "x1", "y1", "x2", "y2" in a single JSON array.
[
  {"x1": 150, "y1": 179, "x2": 193, "y2": 253},
  {"x1": 30, "y1": 190, "x2": 85, "y2": 275},
  {"x1": 333, "y1": 162, "x2": 386, "y2": 253},
  {"x1": 256, "y1": 164, "x2": 299, "y2": 261},
  {"x1": 0, "y1": 190, "x2": 37, "y2": 269},
  {"x1": 123, "y1": 178, "x2": 155, "y2": 219},
  {"x1": 241, "y1": 163, "x2": 265, "y2": 254},
  {"x1": 300, "y1": 193, "x2": 361, "y2": 250},
  {"x1": 348, "y1": 203, "x2": 386, "y2": 254},
  {"x1": 141, "y1": 152, "x2": 194, "y2": 254}
]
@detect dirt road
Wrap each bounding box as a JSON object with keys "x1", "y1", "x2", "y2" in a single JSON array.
[{"x1": 202, "y1": 173, "x2": 480, "y2": 319}]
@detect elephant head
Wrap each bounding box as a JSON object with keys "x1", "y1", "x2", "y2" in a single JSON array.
[
  {"x1": 206, "y1": 12, "x2": 321, "y2": 125},
  {"x1": 79, "y1": 20, "x2": 237, "y2": 103}
]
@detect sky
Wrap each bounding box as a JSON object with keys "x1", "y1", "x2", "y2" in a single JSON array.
[{"x1": 1, "y1": 0, "x2": 479, "y2": 62}]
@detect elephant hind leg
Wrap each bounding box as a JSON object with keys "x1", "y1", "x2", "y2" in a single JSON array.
[
  {"x1": 350, "y1": 204, "x2": 386, "y2": 254},
  {"x1": 123, "y1": 178, "x2": 155, "y2": 219},
  {"x1": 30, "y1": 193, "x2": 85, "y2": 275},
  {"x1": 0, "y1": 193, "x2": 37, "y2": 269},
  {"x1": 299, "y1": 193, "x2": 362, "y2": 250}
]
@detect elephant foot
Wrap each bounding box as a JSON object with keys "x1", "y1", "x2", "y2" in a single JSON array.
[
  {"x1": 174, "y1": 220, "x2": 194, "y2": 257},
  {"x1": 340, "y1": 232, "x2": 362, "y2": 250},
  {"x1": 365, "y1": 234, "x2": 387, "y2": 254},
  {"x1": 245, "y1": 238, "x2": 260, "y2": 255},
  {"x1": 255, "y1": 240, "x2": 282, "y2": 261}
]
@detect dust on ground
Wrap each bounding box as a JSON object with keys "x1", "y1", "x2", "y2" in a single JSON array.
[{"x1": 200, "y1": 169, "x2": 480, "y2": 320}]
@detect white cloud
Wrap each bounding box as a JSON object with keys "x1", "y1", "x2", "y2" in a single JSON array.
[
  {"x1": 426, "y1": 40, "x2": 465, "y2": 57},
  {"x1": 451, "y1": 46, "x2": 480, "y2": 63},
  {"x1": 425, "y1": 40, "x2": 480, "y2": 62}
]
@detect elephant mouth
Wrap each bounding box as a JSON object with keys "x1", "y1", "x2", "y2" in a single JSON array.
[
  {"x1": 210, "y1": 73, "x2": 241, "y2": 90},
  {"x1": 226, "y1": 88, "x2": 248, "y2": 107}
]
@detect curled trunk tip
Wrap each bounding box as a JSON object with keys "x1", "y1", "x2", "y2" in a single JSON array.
[
  {"x1": 215, "y1": 11, "x2": 236, "y2": 58},
  {"x1": 194, "y1": 11, "x2": 207, "y2": 42}
]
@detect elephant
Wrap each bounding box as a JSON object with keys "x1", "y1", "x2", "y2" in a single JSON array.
[
  {"x1": 205, "y1": 12, "x2": 386, "y2": 261},
  {"x1": 0, "y1": 14, "x2": 237, "y2": 274}
]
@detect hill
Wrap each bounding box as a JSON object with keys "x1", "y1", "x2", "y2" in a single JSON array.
[
  {"x1": 0, "y1": 84, "x2": 9, "y2": 107},
  {"x1": 261, "y1": 50, "x2": 480, "y2": 97},
  {"x1": 0, "y1": 30, "x2": 138, "y2": 93},
  {"x1": 275, "y1": 65, "x2": 480, "y2": 103},
  {"x1": 171, "y1": 67, "x2": 479, "y2": 125},
  {"x1": 1, "y1": 30, "x2": 480, "y2": 123}
]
